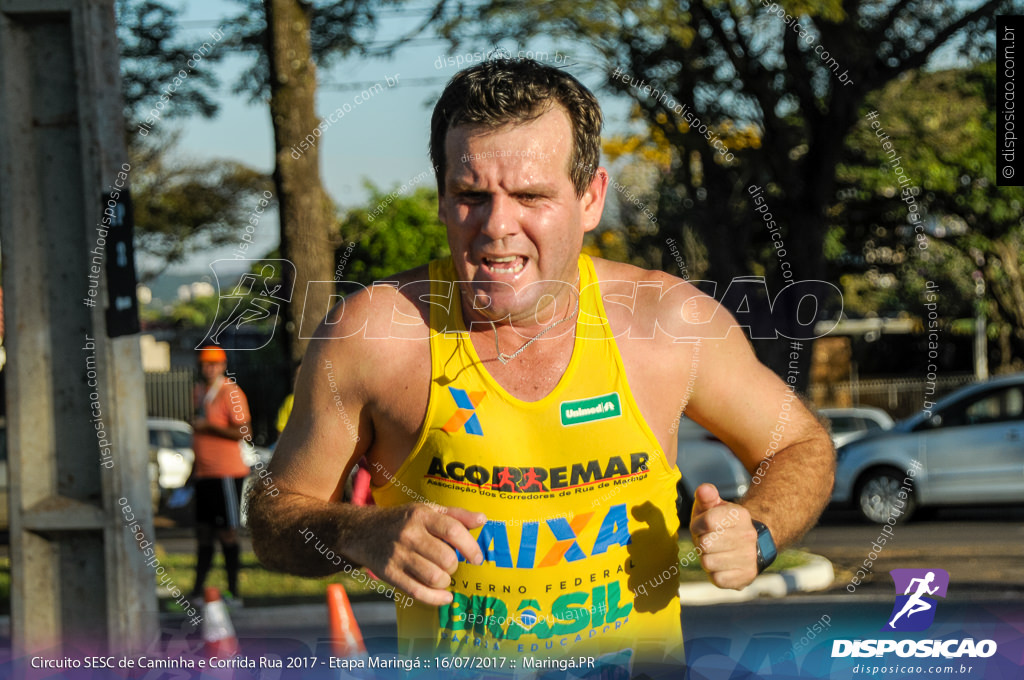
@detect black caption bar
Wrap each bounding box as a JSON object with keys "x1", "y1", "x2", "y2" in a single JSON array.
[{"x1": 998, "y1": 15, "x2": 1023, "y2": 186}]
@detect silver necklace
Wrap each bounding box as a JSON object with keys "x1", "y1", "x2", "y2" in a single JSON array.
[{"x1": 489, "y1": 273, "x2": 581, "y2": 365}]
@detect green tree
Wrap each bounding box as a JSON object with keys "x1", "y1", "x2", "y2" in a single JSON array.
[
  {"x1": 116, "y1": 0, "x2": 224, "y2": 147},
  {"x1": 166, "y1": 293, "x2": 221, "y2": 329},
  {"x1": 116, "y1": 1, "x2": 269, "y2": 281},
  {"x1": 226, "y1": 0, "x2": 439, "y2": 368},
  {"x1": 440, "y1": 0, "x2": 1015, "y2": 380},
  {"x1": 836, "y1": 64, "x2": 1024, "y2": 370},
  {"x1": 130, "y1": 132, "x2": 273, "y2": 282},
  {"x1": 336, "y1": 183, "x2": 450, "y2": 286}
]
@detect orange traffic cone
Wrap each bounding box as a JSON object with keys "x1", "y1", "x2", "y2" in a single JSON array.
[
  {"x1": 202, "y1": 587, "x2": 239, "y2": 658},
  {"x1": 327, "y1": 583, "x2": 366, "y2": 658}
]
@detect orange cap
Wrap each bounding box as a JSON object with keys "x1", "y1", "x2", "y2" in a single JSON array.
[{"x1": 198, "y1": 345, "x2": 227, "y2": 363}]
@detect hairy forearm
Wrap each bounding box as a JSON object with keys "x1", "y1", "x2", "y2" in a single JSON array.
[
  {"x1": 248, "y1": 486, "x2": 374, "y2": 577},
  {"x1": 740, "y1": 432, "x2": 835, "y2": 548}
]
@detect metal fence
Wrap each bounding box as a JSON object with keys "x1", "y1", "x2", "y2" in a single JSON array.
[
  {"x1": 809, "y1": 373, "x2": 976, "y2": 418},
  {"x1": 144, "y1": 368, "x2": 193, "y2": 422},
  {"x1": 144, "y1": 364, "x2": 289, "y2": 446}
]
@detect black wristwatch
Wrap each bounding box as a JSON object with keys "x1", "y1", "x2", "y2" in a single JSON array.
[{"x1": 752, "y1": 520, "x2": 777, "y2": 574}]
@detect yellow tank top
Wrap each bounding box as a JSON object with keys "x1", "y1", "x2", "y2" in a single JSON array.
[{"x1": 372, "y1": 255, "x2": 684, "y2": 670}]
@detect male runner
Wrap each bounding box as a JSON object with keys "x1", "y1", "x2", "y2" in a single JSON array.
[{"x1": 249, "y1": 58, "x2": 834, "y2": 670}]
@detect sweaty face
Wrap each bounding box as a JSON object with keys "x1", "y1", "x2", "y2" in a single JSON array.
[{"x1": 438, "y1": 106, "x2": 606, "y2": 328}]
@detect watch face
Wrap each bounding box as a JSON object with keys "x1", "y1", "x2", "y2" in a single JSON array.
[
  {"x1": 753, "y1": 520, "x2": 777, "y2": 570},
  {"x1": 757, "y1": 530, "x2": 777, "y2": 560}
]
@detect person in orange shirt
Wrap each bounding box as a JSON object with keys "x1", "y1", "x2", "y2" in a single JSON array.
[{"x1": 190, "y1": 345, "x2": 251, "y2": 602}]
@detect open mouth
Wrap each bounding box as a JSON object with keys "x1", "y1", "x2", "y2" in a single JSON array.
[{"x1": 481, "y1": 255, "x2": 526, "y2": 276}]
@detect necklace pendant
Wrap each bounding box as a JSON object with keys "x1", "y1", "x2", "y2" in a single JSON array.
[{"x1": 489, "y1": 271, "x2": 581, "y2": 366}]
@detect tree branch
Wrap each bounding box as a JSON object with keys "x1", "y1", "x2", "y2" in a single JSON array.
[{"x1": 876, "y1": 1, "x2": 1004, "y2": 86}]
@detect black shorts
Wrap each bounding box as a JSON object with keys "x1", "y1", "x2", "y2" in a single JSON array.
[{"x1": 195, "y1": 477, "x2": 245, "y2": 529}]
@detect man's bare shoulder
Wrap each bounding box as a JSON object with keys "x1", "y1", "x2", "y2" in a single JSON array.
[
  {"x1": 303, "y1": 264, "x2": 439, "y2": 399},
  {"x1": 589, "y1": 256, "x2": 727, "y2": 340},
  {"x1": 590, "y1": 256, "x2": 698, "y2": 291},
  {"x1": 317, "y1": 264, "x2": 437, "y2": 342}
]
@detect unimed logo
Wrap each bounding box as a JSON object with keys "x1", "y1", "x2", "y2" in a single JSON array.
[
  {"x1": 560, "y1": 392, "x2": 622, "y2": 426},
  {"x1": 832, "y1": 568, "x2": 998, "y2": 660}
]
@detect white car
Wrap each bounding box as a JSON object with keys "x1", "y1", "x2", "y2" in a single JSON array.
[
  {"x1": 148, "y1": 417, "x2": 195, "y2": 493},
  {"x1": 818, "y1": 407, "x2": 895, "y2": 448},
  {"x1": 148, "y1": 417, "x2": 271, "y2": 508}
]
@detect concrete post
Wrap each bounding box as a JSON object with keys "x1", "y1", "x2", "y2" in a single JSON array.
[{"x1": 0, "y1": 0, "x2": 159, "y2": 656}]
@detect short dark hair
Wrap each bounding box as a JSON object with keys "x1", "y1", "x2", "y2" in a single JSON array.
[{"x1": 429, "y1": 57, "x2": 602, "y2": 199}]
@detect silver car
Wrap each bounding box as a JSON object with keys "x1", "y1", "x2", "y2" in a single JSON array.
[
  {"x1": 148, "y1": 417, "x2": 196, "y2": 492},
  {"x1": 818, "y1": 406, "x2": 895, "y2": 448},
  {"x1": 675, "y1": 417, "x2": 751, "y2": 521},
  {"x1": 832, "y1": 373, "x2": 1024, "y2": 524}
]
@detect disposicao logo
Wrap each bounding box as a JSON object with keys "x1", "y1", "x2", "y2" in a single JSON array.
[
  {"x1": 832, "y1": 568, "x2": 997, "y2": 659},
  {"x1": 884, "y1": 568, "x2": 948, "y2": 632},
  {"x1": 441, "y1": 387, "x2": 486, "y2": 435}
]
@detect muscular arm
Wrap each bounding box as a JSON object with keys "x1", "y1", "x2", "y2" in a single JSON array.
[
  {"x1": 247, "y1": 333, "x2": 373, "y2": 576},
  {"x1": 677, "y1": 295, "x2": 834, "y2": 588},
  {"x1": 689, "y1": 332, "x2": 834, "y2": 547},
  {"x1": 247, "y1": 285, "x2": 485, "y2": 606}
]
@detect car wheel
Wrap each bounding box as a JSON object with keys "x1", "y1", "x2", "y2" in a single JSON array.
[{"x1": 856, "y1": 468, "x2": 915, "y2": 524}]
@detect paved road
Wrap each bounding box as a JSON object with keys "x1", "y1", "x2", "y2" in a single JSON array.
[
  {"x1": 4, "y1": 503, "x2": 1017, "y2": 618},
  {"x1": 800, "y1": 506, "x2": 1024, "y2": 595}
]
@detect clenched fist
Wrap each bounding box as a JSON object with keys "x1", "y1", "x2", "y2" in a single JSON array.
[
  {"x1": 689, "y1": 483, "x2": 759, "y2": 590},
  {"x1": 356, "y1": 504, "x2": 487, "y2": 607}
]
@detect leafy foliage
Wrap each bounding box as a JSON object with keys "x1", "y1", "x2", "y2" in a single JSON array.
[
  {"x1": 836, "y1": 64, "x2": 1024, "y2": 368},
  {"x1": 116, "y1": 1, "x2": 270, "y2": 279},
  {"x1": 226, "y1": 0, "x2": 413, "y2": 101},
  {"x1": 335, "y1": 182, "x2": 450, "y2": 285},
  {"x1": 130, "y1": 131, "x2": 273, "y2": 282},
  {"x1": 165, "y1": 292, "x2": 221, "y2": 328},
  {"x1": 116, "y1": 0, "x2": 224, "y2": 143}
]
